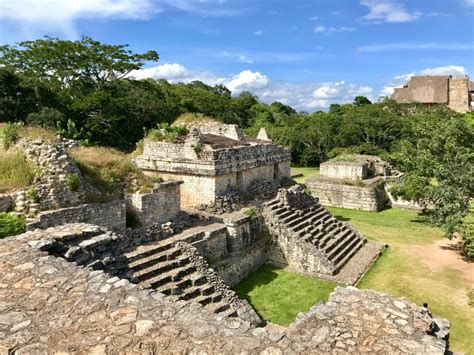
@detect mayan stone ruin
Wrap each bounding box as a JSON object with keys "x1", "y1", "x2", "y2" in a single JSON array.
[
  {"x1": 0, "y1": 123, "x2": 451, "y2": 353},
  {"x1": 391, "y1": 75, "x2": 474, "y2": 113},
  {"x1": 305, "y1": 155, "x2": 420, "y2": 212}
]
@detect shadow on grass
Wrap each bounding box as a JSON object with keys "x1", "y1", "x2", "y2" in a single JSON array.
[
  {"x1": 409, "y1": 211, "x2": 433, "y2": 226},
  {"x1": 333, "y1": 215, "x2": 351, "y2": 222}
]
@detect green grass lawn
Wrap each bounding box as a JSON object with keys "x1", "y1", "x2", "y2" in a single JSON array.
[
  {"x1": 234, "y1": 264, "x2": 337, "y2": 326},
  {"x1": 291, "y1": 166, "x2": 319, "y2": 184},
  {"x1": 327, "y1": 206, "x2": 474, "y2": 355}
]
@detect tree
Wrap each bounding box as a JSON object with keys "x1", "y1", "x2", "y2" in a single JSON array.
[
  {"x1": 0, "y1": 36, "x2": 158, "y2": 89},
  {"x1": 353, "y1": 96, "x2": 372, "y2": 106},
  {"x1": 390, "y1": 112, "x2": 474, "y2": 239}
]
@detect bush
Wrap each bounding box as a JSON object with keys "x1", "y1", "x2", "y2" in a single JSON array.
[
  {"x1": 0, "y1": 212, "x2": 26, "y2": 238},
  {"x1": 26, "y1": 107, "x2": 64, "y2": 129},
  {"x1": 0, "y1": 150, "x2": 35, "y2": 192},
  {"x1": 194, "y1": 143, "x2": 202, "y2": 154},
  {"x1": 244, "y1": 207, "x2": 257, "y2": 218},
  {"x1": 27, "y1": 187, "x2": 40, "y2": 203},
  {"x1": 65, "y1": 172, "x2": 81, "y2": 191},
  {"x1": 1, "y1": 122, "x2": 24, "y2": 150},
  {"x1": 147, "y1": 123, "x2": 189, "y2": 142}
]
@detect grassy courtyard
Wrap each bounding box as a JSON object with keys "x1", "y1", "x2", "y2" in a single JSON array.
[
  {"x1": 234, "y1": 264, "x2": 337, "y2": 326},
  {"x1": 291, "y1": 166, "x2": 319, "y2": 184},
  {"x1": 235, "y1": 207, "x2": 473, "y2": 353},
  {"x1": 327, "y1": 207, "x2": 474, "y2": 355}
]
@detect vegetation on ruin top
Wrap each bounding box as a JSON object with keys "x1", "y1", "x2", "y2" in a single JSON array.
[
  {"x1": 328, "y1": 206, "x2": 474, "y2": 354},
  {"x1": 291, "y1": 166, "x2": 320, "y2": 184},
  {"x1": 0, "y1": 149, "x2": 35, "y2": 193},
  {"x1": 71, "y1": 146, "x2": 162, "y2": 199},
  {"x1": 234, "y1": 264, "x2": 337, "y2": 326},
  {"x1": 146, "y1": 122, "x2": 189, "y2": 143}
]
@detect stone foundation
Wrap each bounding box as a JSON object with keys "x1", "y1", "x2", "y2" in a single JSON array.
[
  {"x1": 26, "y1": 200, "x2": 126, "y2": 234},
  {"x1": 306, "y1": 177, "x2": 387, "y2": 211},
  {"x1": 126, "y1": 181, "x2": 182, "y2": 226}
]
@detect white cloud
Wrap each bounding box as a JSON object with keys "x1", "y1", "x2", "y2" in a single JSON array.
[
  {"x1": 309, "y1": 16, "x2": 319, "y2": 20},
  {"x1": 361, "y1": 0, "x2": 421, "y2": 23},
  {"x1": 129, "y1": 63, "x2": 223, "y2": 85},
  {"x1": 314, "y1": 25, "x2": 356, "y2": 33},
  {"x1": 357, "y1": 42, "x2": 474, "y2": 53},
  {"x1": 0, "y1": 0, "x2": 237, "y2": 38},
  {"x1": 238, "y1": 55, "x2": 254, "y2": 64},
  {"x1": 465, "y1": 0, "x2": 474, "y2": 5},
  {"x1": 225, "y1": 70, "x2": 270, "y2": 92},
  {"x1": 328, "y1": 26, "x2": 356, "y2": 32},
  {"x1": 379, "y1": 65, "x2": 469, "y2": 97},
  {"x1": 254, "y1": 29, "x2": 263, "y2": 35}
]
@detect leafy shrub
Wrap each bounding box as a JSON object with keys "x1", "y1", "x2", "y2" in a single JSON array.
[
  {"x1": 0, "y1": 150, "x2": 35, "y2": 192},
  {"x1": 244, "y1": 207, "x2": 257, "y2": 218},
  {"x1": 147, "y1": 123, "x2": 189, "y2": 142},
  {"x1": 194, "y1": 143, "x2": 202, "y2": 154},
  {"x1": 458, "y1": 206, "x2": 474, "y2": 259},
  {"x1": 26, "y1": 107, "x2": 64, "y2": 129},
  {"x1": 0, "y1": 212, "x2": 26, "y2": 238},
  {"x1": 65, "y1": 172, "x2": 81, "y2": 191},
  {"x1": 27, "y1": 187, "x2": 40, "y2": 203},
  {"x1": 1, "y1": 122, "x2": 24, "y2": 150}
]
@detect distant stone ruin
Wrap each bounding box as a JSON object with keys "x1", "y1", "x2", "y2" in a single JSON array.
[
  {"x1": 391, "y1": 75, "x2": 473, "y2": 113},
  {"x1": 134, "y1": 122, "x2": 291, "y2": 208},
  {"x1": 306, "y1": 155, "x2": 420, "y2": 211}
]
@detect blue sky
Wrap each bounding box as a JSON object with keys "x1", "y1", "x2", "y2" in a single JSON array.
[{"x1": 1, "y1": 0, "x2": 473, "y2": 111}]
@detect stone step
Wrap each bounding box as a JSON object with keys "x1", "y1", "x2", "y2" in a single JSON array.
[
  {"x1": 272, "y1": 206, "x2": 288, "y2": 215},
  {"x1": 323, "y1": 229, "x2": 353, "y2": 255},
  {"x1": 204, "y1": 300, "x2": 233, "y2": 314},
  {"x1": 193, "y1": 292, "x2": 223, "y2": 306},
  {"x1": 139, "y1": 263, "x2": 196, "y2": 288},
  {"x1": 128, "y1": 247, "x2": 182, "y2": 271},
  {"x1": 277, "y1": 209, "x2": 294, "y2": 220},
  {"x1": 334, "y1": 239, "x2": 365, "y2": 272},
  {"x1": 317, "y1": 226, "x2": 342, "y2": 248},
  {"x1": 77, "y1": 233, "x2": 113, "y2": 251},
  {"x1": 331, "y1": 236, "x2": 363, "y2": 266},
  {"x1": 265, "y1": 199, "x2": 280, "y2": 208},
  {"x1": 132, "y1": 255, "x2": 191, "y2": 282}
]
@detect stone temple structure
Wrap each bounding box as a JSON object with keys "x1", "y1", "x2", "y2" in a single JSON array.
[
  {"x1": 391, "y1": 75, "x2": 474, "y2": 113},
  {"x1": 134, "y1": 122, "x2": 291, "y2": 207},
  {"x1": 306, "y1": 155, "x2": 419, "y2": 212}
]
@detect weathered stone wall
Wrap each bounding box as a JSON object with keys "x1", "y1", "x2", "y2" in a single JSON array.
[
  {"x1": 307, "y1": 178, "x2": 386, "y2": 211},
  {"x1": 156, "y1": 172, "x2": 216, "y2": 207},
  {"x1": 26, "y1": 200, "x2": 126, "y2": 234},
  {"x1": 320, "y1": 161, "x2": 368, "y2": 180},
  {"x1": 448, "y1": 76, "x2": 470, "y2": 113},
  {"x1": 126, "y1": 181, "x2": 181, "y2": 226}
]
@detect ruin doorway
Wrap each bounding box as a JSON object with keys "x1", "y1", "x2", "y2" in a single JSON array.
[
  {"x1": 236, "y1": 171, "x2": 244, "y2": 191},
  {"x1": 273, "y1": 163, "x2": 279, "y2": 180}
]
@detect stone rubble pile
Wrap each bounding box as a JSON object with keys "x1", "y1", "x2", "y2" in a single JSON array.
[
  {"x1": 197, "y1": 188, "x2": 243, "y2": 215},
  {"x1": 246, "y1": 179, "x2": 279, "y2": 200},
  {"x1": 0, "y1": 138, "x2": 96, "y2": 218}
]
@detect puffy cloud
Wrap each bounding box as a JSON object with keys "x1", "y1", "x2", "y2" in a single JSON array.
[
  {"x1": 0, "y1": 0, "x2": 236, "y2": 38},
  {"x1": 379, "y1": 65, "x2": 469, "y2": 97},
  {"x1": 225, "y1": 70, "x2": 270, "y2": 92},
  {"x1": 130, "y1": 63, "x2": 374, "y2": 111},
  {"x1": 314, "y1": 25, "x2": 356, "y2": 33},
  {"x1": 254, "y1": 29, "x2": 263, "y2": 35},
  {"x1": 361, "y1": 0, "x2": 421, "y2": 23},
  {"x1": 129, "y1": 63, "x2": 223, "y2": 85},
  {"x1": 314, "y1": 25, "x2": 326, "y2": 33}
]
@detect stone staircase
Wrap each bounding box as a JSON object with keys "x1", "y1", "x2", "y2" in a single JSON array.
[
  {"x1": 263, "y1": 194, "x2": 366, "y2": 275},
  {"x1": 117, "y1": 225, "x2": 239, "y2": 318}
]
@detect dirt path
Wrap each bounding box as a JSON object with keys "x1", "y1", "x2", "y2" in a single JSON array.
[{"x1": 411, "y1": 237, "x2": 474, "y2": 285}]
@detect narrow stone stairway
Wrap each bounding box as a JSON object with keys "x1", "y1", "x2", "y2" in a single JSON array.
[
  {"x1": 117, "y1": 224, "x2": 238, "y2": 318},
  {"x1": 263, "y1": 197, "x2": 366, "y2": 274}
]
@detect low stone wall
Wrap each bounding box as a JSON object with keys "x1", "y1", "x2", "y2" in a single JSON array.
[
  {"x1": 320, "y1": 161, "x2": 368, "y2": 180},
  {"x1": 26, "y1": 200, "x2": 126, "y2": 234},
  {"x1": 126, "y1": 181, "x2": 182, "y2": 226},
  {"x1": 307, "y1": 178, "x2": 386, "y2": 211}
]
